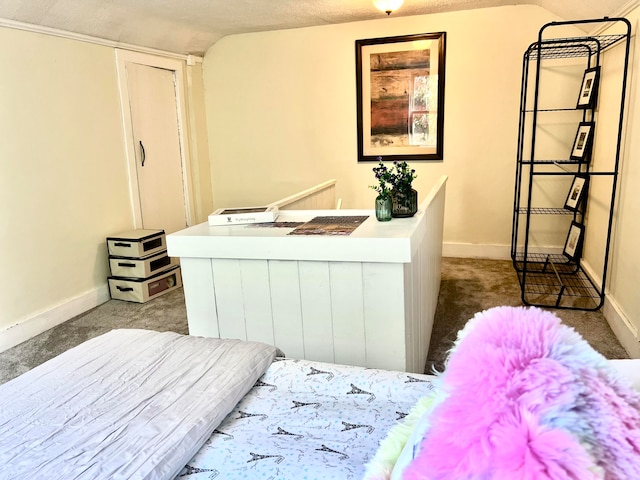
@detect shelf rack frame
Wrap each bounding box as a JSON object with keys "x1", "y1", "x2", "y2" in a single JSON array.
[{"x1": 511, "y1": 17, "x2": 631, "y2": 310}]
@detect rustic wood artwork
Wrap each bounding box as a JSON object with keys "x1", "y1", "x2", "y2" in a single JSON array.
[
  {"x1": 370, "y1": 51, "x2": 429, "y2": 136},
  {"x1": 356, "y1": 32, "x2": 446, "y2": 161}
]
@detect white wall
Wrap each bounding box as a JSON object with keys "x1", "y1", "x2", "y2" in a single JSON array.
[
  {"x1": 603, "y1": 10, "x2": 640, "y2": 356},
  {"x1": 0, "y1": 26, "x2": 212, "y2": 349},
  {"x1": 185, "y1": 62, "x2": 214, "y2": 223},
  {"x1": 202, "y1": 6, "x2": 561, "y2": 255},
  {"x1": 0, "y1": 27, "x2": 132, "y2": 339},
  {"x1": 1, "y1": 4, "x2": 637, "y2": 356},
  {"x1": 202, "y1": 6, "x2": 640, "y2": 356}
]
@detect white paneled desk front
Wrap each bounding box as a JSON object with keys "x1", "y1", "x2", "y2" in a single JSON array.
[{"x1": 167, "y1": 176, "x2": 447, "y2": 373}]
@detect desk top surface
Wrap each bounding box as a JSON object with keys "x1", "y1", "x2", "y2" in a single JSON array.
[{"x1": 167, "y1": 208, "x2": 427, "y2": 263}]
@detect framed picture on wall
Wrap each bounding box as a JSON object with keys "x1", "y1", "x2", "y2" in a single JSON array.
[
  {"x1": 570, "y1": 122, "x2": 595, "y2": 161},
  {"x1": 355, "y1": 32, "x2": 446, "y2": 162},
  {"x1": 564, "y1": 175, "x2": 589, "y2": 211},
  {"x1": 563, "y1": 221, "x2": 585, "y2": 261},
  {"x1": 576, "y1": 66, "x2": 600, "y2": 109}
]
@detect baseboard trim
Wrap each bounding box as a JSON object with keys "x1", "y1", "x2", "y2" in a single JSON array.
[
  {"x1": 443, "y1": 243, "x2": 511, "y2": 260},
  {"x1": 0, "y1": 285, "x2": 111, "y2": 353},
  {"x1": 443, "y1": 243, "x2": 568, "y2": 260},
  {"x1": 603, "y1": 295, "x2": 640, "y2": 359},
  {"x1": 572, "y1": 261, "x2": 639, "y2": 358}
]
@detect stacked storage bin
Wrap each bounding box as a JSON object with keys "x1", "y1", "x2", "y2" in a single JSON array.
[{"x1": 106, "y1": 229, "x2": 182, "y2": 303}]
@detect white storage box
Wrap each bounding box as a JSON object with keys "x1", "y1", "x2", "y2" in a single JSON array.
[
  {"x1": 109, "y1": 250, "x2": 177, "y2": 279},
  {"x1": 107, "y1": 229, "x2": 166, "y2": 258},
  {"x1": 109, "y1": 265, "x2": 182, "y2": 303}
]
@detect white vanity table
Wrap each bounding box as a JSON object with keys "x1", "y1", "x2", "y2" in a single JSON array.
[{"x1": 167, "y1": 176, "x2": 446, "y2": 373}]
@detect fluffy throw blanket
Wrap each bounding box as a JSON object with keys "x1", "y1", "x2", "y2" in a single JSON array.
[{"x1": 404, "y1": 306, "x2": 640, "y2": 480}]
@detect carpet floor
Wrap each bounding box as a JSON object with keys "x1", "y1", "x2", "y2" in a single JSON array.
[
  {"x1": 425, "y1": 257, "x2": 628, "y2": 372},
  {"x1": 0, "y1": 257, "x2": 628, "y2": 385}
]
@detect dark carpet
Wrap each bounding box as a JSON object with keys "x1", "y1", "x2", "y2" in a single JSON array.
[{"x1": 425, "y1": 257, "x2": 628, "y2": 372}]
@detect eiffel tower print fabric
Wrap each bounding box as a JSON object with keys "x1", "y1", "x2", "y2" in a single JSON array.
[{"x1": 176, "y1": 358, "x2": 435, "y2": 479}]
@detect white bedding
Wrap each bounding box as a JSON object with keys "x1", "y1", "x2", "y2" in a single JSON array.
[
  {"x1": 0, "y1": 329, "x2": 276, "y2": 480},
  {"x1": 177, "y1": 358, "x2": 436, "y2": 479}
]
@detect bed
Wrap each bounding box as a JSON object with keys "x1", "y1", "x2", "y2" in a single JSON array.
[
  {"x1": 1, "y1": 307, "x2": 639, "y2": 479},
  {"x1": 174, "y1": 357, "x2": 434, "y2": 479}
]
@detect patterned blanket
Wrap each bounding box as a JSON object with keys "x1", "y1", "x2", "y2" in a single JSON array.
[{"x1": 404, "y1": 306, "x2": 640, "y2": 479}]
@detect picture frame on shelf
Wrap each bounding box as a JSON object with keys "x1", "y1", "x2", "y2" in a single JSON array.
[
  {"x1": 576, "y1": 66, "x2": 600, "y2": 109},
  {"x1": 355, "y1": 32, "x2": 446, "y2": 162},
  {"x1": 563, "y1": 221, "x2": 585, "y2": 261},
  {"x1": 570, "y1": 122, "x2": 595, "y2": 161},
  {"x1": 564, "y1": 175, "x2": 589, "y2": 211}
]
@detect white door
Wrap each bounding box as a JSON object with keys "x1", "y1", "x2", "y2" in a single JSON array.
[{"x1": 125, "y1": 62, "x2": 188, "y2": 234}]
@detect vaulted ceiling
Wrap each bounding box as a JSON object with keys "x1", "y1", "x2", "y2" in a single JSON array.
[{"x1": 0, "y1": 0, "x2": 632, "y2": 55}]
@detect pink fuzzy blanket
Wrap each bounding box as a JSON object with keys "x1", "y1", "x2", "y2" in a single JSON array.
[{"x1": 403, "y1": 306, "x2": 640, "y2": 480}]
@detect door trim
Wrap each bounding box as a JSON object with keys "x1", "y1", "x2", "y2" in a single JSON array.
[{"x1": 115, "y1": 49, "x2": 194, "y2": 229}]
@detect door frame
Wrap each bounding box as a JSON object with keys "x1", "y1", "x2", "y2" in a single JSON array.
[{"x1": 115, "y1": 49, "x2": 195, "y2": 229}]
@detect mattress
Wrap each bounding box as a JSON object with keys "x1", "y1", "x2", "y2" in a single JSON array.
[
  {"x1": 176, "y1": 358, "x2": 436, "y2": 479},
  {"x1": 0, "y1": 329, "x2": 276, "y2": 480}
]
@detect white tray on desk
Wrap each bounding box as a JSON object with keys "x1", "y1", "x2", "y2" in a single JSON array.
[{"x1": 208, "y1": 206, "x2": 278, "y2": 226}]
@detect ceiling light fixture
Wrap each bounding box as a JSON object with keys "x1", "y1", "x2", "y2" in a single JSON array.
[{"x1": 373, "y1": 0, "x2": 405, "y2": 15}]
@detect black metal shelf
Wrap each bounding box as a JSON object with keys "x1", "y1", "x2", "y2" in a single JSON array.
[
  {"x1": 513, "y1": 252, "x2": 601, "y2": 310},
  {"x1": 523, "y1": 169, "x2": 617, "y2": 177},
  {"x1": 520, "y1": 159, "x2": 585, "y2": 165},
  {"x1": 523, "y1": 108, "x2": 582, "y2": 113},
  {"x1": 517, "y1": 207, "x2": 574, "y2": 215},
  {"x1": 526, "y1": 34, "x2": 627, "y2": 60},
  {"x1": 511, "y1": 17, "x2": 631, "y2": 311}
]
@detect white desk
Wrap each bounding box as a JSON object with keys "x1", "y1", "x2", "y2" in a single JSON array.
[{"x1": 167, "y1": 176, "x2": 447, "y2": 373}]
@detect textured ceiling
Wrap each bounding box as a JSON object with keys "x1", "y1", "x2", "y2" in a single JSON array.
[{"x1": 0, "y1": 0, "x2": 632, "y2": 55}]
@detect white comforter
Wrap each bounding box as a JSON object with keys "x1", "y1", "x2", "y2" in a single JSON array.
[{"x1": 0, "y1": 329, "x2": 276, "y2": 480}]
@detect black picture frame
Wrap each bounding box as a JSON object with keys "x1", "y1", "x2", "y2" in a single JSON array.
[
  {"x1": 576, "y1": 66, "x2": 600, "y2": 109},
  {"x1": 570, "y1": 122, "x2": 595, "y2": 161},
  {"x1": 355, "y1": 32, "x2": 446, "y2": 162},
  {"x1": 563, "y1": 221, "x2": 585, "y2": 261},
  {"x1": 564, "y1": 175, "x2": 589, "y2": 212}
]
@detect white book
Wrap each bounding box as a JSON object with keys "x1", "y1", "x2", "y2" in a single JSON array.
[{"x1": 208, "y1": 205, "x2": 278, "y2": 226}]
